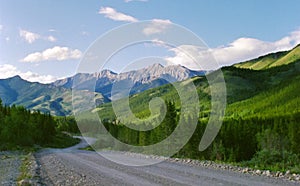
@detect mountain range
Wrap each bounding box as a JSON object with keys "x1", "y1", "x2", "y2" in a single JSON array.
[
  {"x1": 0, "y1": 63, "x2": 205, "y2": 116},
  {"x1": 0, "y1": 44, "x2": 299, "y2": 116},
  {"x1": 95, "y1": 44, "x2": 300, "y2": 121}
]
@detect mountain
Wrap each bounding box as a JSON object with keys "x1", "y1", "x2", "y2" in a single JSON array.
[
  {"x1": 0, "y1": 64, "x2": 204, "y2": 116},
  {"x1": 234, "y1": 44, "x2": 300, "y2": 70},
  {"x1": 1, "y1": 44, "x2": 299, "y2": 117},
  {"x1": 96, "y1": 45, "x2": 300, "y2": 121},
  {"x1": 52, "y1": 63, "x2": 205, "y2": 98},
  {"x1": 0, "y1": 76, "x2": 108, "y2": 116}
]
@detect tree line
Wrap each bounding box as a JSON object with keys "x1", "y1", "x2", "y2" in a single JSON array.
[
  {"x1": 0, "y1": 99, "x2": 79, "y2": 150},
  {"x1": 98, "y1": 101, "x2": 300, "y2": 172}
]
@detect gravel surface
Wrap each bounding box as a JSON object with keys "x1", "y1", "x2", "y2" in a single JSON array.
[
  {"x1": 35, "y1": 137, "x2": 300, "y2": 186},
  {"x1": 0, "y1": 152, "x2": 22, "y2": 186}
]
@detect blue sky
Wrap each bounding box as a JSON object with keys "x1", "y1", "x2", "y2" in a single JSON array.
[{"x1": 0, "y1": 0, "x2": 300, "y2": 83}]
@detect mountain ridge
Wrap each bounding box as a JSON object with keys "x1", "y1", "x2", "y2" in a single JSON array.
[
  {"x1": 0, "y1": 64, "x2": 205, "y2": 115},
  {"x1": 52, "y1": 63, "x2": 205, "y2": 98},
  {"x1": 1, "y1": 45, "x2": 300, "y2": 116},
  {"x1": 234, "y1": 44, "x2": 300, "y2": 70}
]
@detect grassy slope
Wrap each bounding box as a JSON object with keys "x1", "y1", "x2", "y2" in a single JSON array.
[
  {"x1": 234, "y1": 45, "x2": 300, "y2": 70},
  {"x1": 96, "y1": 45, "x2": 300, "y2": 121}
]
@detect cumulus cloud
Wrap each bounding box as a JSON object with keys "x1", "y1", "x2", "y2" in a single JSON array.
[
  {"x1": 19, "y1": 29, "x2": 57, "y2": 43},
  {"x1": 143, "y1": 19, "x2": 172, "y2": 36},
  {"x1": 0, "y1": 64, "x2": 57, "y2": 83},
  {"x1": 21, "y1": 46, "x2": 82, "y2": 63},
  {"x1": 165, "y1": 45, "x2": 214, "y2": 70},
  {"x1": 165, "y1": 28, "x2": 300, "y2": 70},
  {"x1": 20, "y1": 71, "x2": 57, "y2": 84},
  {"x1": 98, "y1": 7, "x2": 138, "y2": 22}
]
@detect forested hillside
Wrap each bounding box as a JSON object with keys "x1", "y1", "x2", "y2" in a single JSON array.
[
  {"x1": 90, "y1": 46, "x2": 300, "y2": 172},
  {"x1": 0, "y1": 76, "x2": 108, "y2": 116}
]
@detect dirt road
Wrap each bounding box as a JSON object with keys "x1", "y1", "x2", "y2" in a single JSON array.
[{"x1": 36, "y1": 138, "x2": 299, "y2": 186}]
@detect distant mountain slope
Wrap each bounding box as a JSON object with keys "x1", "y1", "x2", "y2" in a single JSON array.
[
  {"x1": 96, "y1": 59, "x2": 300, "y2": 121},
  {"x1": 0, "y1": 76, "x2": 108, "y2": 116},
  {"x1": 52, "y1": 63, "x2": 205, "y2": 98},
  {"x1": 0, "y1": 64, "x2": 204, "y2": 116},
  {"x1": 234, "y1": 44, "x2": 300, "y2": 70}
]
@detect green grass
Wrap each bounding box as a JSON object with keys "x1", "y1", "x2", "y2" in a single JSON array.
[
  {"x1": 234, "y1": 44, "x2": 300, "y2": 70},
  {"x1": 17, "y1": 153, "x2": 34, "y2": 183}
]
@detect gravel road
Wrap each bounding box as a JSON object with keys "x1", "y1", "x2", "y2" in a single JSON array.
[{"x1": 36, "y1": 137, "x2": 300, "y2": 186}]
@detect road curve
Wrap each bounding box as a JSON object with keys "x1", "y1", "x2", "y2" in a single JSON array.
[{"x1": 36, "y1": 137, "x2": 299, "y2": 186}]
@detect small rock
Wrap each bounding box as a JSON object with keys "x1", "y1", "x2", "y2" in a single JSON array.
[
  {"x1": 256, "y1": 170, "x2": 261, "y2": 175},
  {"x1": 279, "y1": 172, "x2": 283, "y2": 177},
  {"x1": 18, "y1": 179, "x2": 31, "y2": 186},
  {"x1": 286, "y1": 170, "x2": 291, "y2": 175},
  {"x1": 242, "y1": 168, "x2": 249, "y2": 173},
  {"x1": 265, "y1": 170, "x2": 271, "y2": 176},
  {"x1": 275, "y1": 171, "x2": 280, "y2": 177}
]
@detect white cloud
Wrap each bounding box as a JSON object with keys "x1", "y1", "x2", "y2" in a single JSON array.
[
  {"x1": 124, "y1": 0, "x2": 148, "y2": 2},
  {"x1": 20, "y1": 29, "x2": 40, "y2": 44},
  {"x1": 165, "y1": 28, "x2": 300, "y2": 70},
  {"x1": 0, "y1": 25, "x2": 3, "y2": 32},
  {"x1": 0, "y1": 64, "x2": 19, "y2": 79},
  {"x1": 150, "y1": 39, "x2": 169, "y2": 48},
  {"x1": 47, "y1": 35, "x2": 57, "y2": 42},
  {"x1": 21, "y1": 46, "x2": 82, "y2": 63},
  {"x1": 21, "y1": 71, "x2": 57, "y2": 84},
  {"x1": 0, "y1": 64, "x2": 57, "y2": 83},
  {"x1": 19, "y1": 29, "x2": 57, "y2": 43},
  {"x1": 165, "y1": 45, "x2": 213, "y2": 70},
  {"x1": 98, "y1": 7, "x2": 138, "y2": 22},
  {"x1": 143, "y1": 19, "x2": 172, "y2": 36}
]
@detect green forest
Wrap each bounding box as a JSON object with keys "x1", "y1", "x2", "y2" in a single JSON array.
[
  {"x1": 0, "y1": 99, "x2": 79, "y2": 150},
  {"x1": 92, "y1": 102, "x2": 300, "y2": 173},
  {"x1": 90, "y1": 46, "x2": 300, "y2": 173}
]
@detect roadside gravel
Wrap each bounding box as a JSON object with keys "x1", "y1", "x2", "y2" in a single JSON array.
[
  {"x1": 122, "y1": 151, "x2": 300, "y2": 183},
  {"x1": 35, "y1": 137, "x2": 300, "y2": 186},
  {"x1": 0, "y1": 152, "x2": 22, "y2": 186}
]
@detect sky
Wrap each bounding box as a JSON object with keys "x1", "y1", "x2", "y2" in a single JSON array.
[{"x1": 0, "y1": 0, "x2": 300, "y2": 83}]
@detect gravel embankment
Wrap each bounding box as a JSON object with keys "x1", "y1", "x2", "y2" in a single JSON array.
[
  {"x1": 122, "y1": 151, "x2": 300, "y2": 183},
  {"x1": 0, "y1": 152, "x2": 22, "y2": 186}
]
